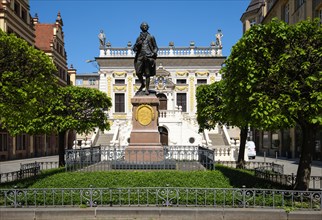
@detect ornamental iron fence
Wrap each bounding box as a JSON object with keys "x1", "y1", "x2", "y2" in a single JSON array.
[
  {"x1": 216, "y1": 161, "x2": 321, "y2": 190},
  {"x1": 216, "y1": 161, "x2": 284, "y2": 171},
  {"x1": 254, "y1": 169, "x2": 322, "y2": 190},
  {"x1": 0, "y1": 161, "x2": 58, "y2": 183},
  {"x1": 0, "y1": 187, "x2": 321, "y2": 210},
  {"x1": 65, "y1": 146, "x2": 214, "y2": 172}
]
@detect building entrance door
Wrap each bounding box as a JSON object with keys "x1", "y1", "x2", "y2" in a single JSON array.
[
  {"x1": 157, "y1": 93, "x2": 167, "y2": 110},
  {"x1": 158, "y1": 126, "x2": 168, "y2": 146}
]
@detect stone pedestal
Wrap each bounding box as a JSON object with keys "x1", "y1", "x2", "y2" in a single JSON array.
[{"x1": 125, "y1": 92, "x2": 163, "y2": 162}]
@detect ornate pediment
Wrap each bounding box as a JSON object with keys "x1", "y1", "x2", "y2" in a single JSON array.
[{"x1": 150, "y1": 66, "x2": 175, "y2": 91}]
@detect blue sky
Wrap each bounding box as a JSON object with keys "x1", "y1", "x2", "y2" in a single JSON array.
[{"x1": 30, "y1": 0, "x2": 250, "y2": 73}]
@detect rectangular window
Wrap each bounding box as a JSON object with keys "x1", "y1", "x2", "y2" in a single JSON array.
[
  {"x1": 263, "y1": 131, "x2": 270, "y2": 149},
  {"x1": 21, "y1": 7, "x2": 27, "y2": 22},
  {"x1": 16, "y1": 134, "x2": 27, "y2": 151},
  {"x1": 0, "y1": 133, "x2": 8, "y2": 151},
  {"x1": 14, "y1": 2, "x2": 20, "y2": 16},
  {"x1": 115, "y1": 79, "x2": 125, "y2": 84},
  {"x1": 76, "y1": 79, "x2": 83, "y2": 86},
  {"x1": 115, "y1": 93, "x2": 125, "y2": 112},
  {"x1": 176, "y1": 93, "x2": 187, "y2": 112},
  {"x1": 34, "y1": 135, "x2": 42, "y2": 154},
  {"x1": 282, "y1": 3, "x2": 289, "y2": 23},
  {"x1": 296, "y1": 0, "x2": 305, "y2": 10},
  {"x1": 88, "y1": 78, "x2": 96, "y2": 85},
  {"x1": 46, "y1": 135, "x2": 51, "y2": 149},
  {"x1": 319, "y1": 8, "x2": 322, "y2": 25},
  {"x1": 249, "y1": 18, "x2": 256, "y2": 27},
  {"x1": 197, "y1": 79, "x2": 207, "y2": 84},
  {"x1": 271, "y1": 132, "x2": 280, "y2": 149},
  {"x1": 176, "y1": 79, "x2": 187, "y2": 84}
]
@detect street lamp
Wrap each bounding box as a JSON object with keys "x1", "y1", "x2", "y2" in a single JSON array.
[{"x1": 85, "y1": 59, "x2": 99, "y2": 70}]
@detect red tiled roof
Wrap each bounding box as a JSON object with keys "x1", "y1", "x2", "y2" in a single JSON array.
[{"x1": 34, "y1": 24, "x2": 54, "y2": 51}]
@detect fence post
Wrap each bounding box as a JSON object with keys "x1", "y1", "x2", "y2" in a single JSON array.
[{"x1": 242, "y1": 185, "x2": 246, "y2": 208}]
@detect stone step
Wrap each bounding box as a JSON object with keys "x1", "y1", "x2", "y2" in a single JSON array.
[{"x1": 208, "y1": 133, "x2": 229, "y2": 146}]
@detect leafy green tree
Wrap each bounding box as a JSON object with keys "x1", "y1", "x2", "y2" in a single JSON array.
[
  {"x1": 196, "y1": 81, "x2": 225, "y2": 132},
  {"x1": 196, "y1": 80, "x2": 250, "y2": 169},
  {"x1": 48, "y1": 86, "x2": 112, "y2": 166},
  {"x1": 222, "y1": 19, "x2": 322, "y2": 190},
  {"x1": 0, "y1": 30, "x2": 112, "y2": 166},
  {"x1": 0, "y1": 30, "x2": 58, "y2": 135}
]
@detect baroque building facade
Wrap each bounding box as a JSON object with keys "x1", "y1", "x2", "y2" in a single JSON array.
[
  {"x1": 241, "y1": 0, "x2": 322, "y2": 160},
  {"x1": 0, "y1": 0, "x2": 73, "y2": 160},
  {"x1": 73, "y1": 30, "x2": 240, "y2": 158}
]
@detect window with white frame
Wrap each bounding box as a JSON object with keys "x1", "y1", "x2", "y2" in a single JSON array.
[
  {"x1": 176, "y1": 93, "x2": 187, "y2": 112},
  {"x1": 249, "y1": 18, "x2": 256, "y2": 27},
  {"x1": 176, "y1": 79, "x2": 187, "y2": 84},
  {"x1": 88, "y1": 78, "x2": 96, "y2": 85},
  {"x1": 115, "y1": 79, "x2": 125, "y2": 84},
  {"x1": 115, "y1": 93, "x2": 125, "y2": 112},
  {"x1": 76, "y1": 79, "x2": 83, "y2": 86},
  {"x1": 197, "y1": 79, "x2": 207, "y2": 84}
]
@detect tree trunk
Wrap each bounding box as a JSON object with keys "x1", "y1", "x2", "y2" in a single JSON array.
[
  {"x1": 294, "y1": 123, "x2": 317, "y2": 190},
  {"x1": 236, "y1": 126, "x2": 248, "y2": 169},
  {"x1": 58, "y1": 131, "x2": 66, "y2": 167}
]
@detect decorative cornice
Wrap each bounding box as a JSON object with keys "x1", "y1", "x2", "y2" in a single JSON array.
[
  {"x1": 113, "y1": 85, "x2": 126, "y2": 91},
  {"x1": 195, "y1": 71, "x2": 209, "y2": 77},
  {"x1": 176, "y1": 71, "x2": 189, "y2": 77},
  {"x1": 175, "y1": 85, "x2": 188, "y2": 91},
  {"x1": 113, "y1": 71, "x2": 127, "y2": 77}
]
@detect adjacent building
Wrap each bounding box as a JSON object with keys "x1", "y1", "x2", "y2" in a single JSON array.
[
  {"x1": 0, "y1": 0, "x2": 72, "y2": 160},
  {"x1": 241, "y1": 0, "x2": 322, "y2": 160}
]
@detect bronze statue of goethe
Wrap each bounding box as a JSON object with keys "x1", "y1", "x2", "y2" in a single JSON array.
[{"x1": 133, "y1": 22, "x2": 158, "y2": 95}]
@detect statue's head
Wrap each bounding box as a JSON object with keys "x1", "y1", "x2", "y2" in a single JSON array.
[{"x1": 140, "y1": 22, "x2": 149, "y2": 31}]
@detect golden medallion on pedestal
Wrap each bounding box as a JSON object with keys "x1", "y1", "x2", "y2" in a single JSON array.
[{"x1": 135, "y1": 104, "x2": 154, "y2": 126}]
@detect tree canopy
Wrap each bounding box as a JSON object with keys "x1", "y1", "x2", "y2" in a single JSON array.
[
  {"x1": 1, "y1": 30, "x2": 113, "y2": 166},
  {"x1": 49, "y1": 86, "x2": 112, "y2": 134},
  {"x1": 196, "y1": 81, "x2": 225, "y2": 132},
  {"x1": 0, "y1": 30, "x2": 58, "y2": 135},
  {"x1": 197, "y1": 18, "x2": 322, "y2": 190},
  {"x1": 0, "y1": 30, "x2": 112, "y2": 136}
]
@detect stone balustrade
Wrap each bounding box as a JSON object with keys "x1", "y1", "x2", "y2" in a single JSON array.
[
  {"x1": 213, "y1": 146, "x2": 239, "y2": 161},
  {"x1": 100, "y1": 46, "x2": 222, "y2": 57}
]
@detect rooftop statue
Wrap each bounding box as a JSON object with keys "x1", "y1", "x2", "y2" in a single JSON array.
[
  {"x1": 98, "y1": 30, "x2": 106, "y2": 47},
  {"x1": 215, "y1": 29, "x2": 223, "y2": 47},
  {"x1": 132, "y1": 22, "x2": 158, "y2": 95}
]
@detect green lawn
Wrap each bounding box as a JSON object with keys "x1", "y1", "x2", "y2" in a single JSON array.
[{"x1": 0, "y1": 165, "x2": 288, "y2": 189}]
